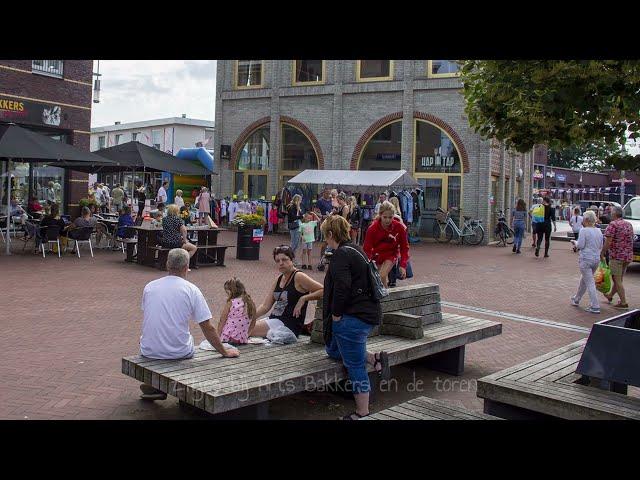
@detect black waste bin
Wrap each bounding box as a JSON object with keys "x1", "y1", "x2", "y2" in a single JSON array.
[{"x1": 236, "y1": 225, "x2": 261, "y2": 260}]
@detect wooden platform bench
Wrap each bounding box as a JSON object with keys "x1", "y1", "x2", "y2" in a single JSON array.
[
  {"x1": 122, "y1": 312, "x2": 501, "y2": 419},
  {"x1": 477, "y1": 339, "x2": 640, "y2": 420},
  {"x1": 361, "y1": 396, "x2": 500, "y2": 420}
]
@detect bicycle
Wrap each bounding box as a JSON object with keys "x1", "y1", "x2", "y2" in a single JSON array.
[
  {"x1": 432, "y1": 207, "x2": 484, "y2": 245},
  {"x1": 494, "y1": 210, "x2": 514, "y2": 247}
]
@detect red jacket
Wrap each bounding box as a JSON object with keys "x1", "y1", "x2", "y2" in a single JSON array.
[{"x1": 363, "y1": 218, "x2": 410, "y2": 269}]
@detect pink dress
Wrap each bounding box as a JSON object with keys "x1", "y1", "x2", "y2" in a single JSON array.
[{"x1": 220, "y1": 298, "x2": 251, "y2": 344}]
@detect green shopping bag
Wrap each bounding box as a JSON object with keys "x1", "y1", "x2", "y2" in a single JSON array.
[{"x1": 594, "y1": 260, "x2": 612, "y2": 294}]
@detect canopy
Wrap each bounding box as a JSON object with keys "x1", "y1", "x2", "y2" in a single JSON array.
[
  {"x1": 286, "y1": 169, "x2": 420, "y2": 189},
  {"x1": 92, "y1": 141, "x2": 213, "y2": 175},
  {"x1": 1, "y1": 123, "x2": 118, "y2": 255}
]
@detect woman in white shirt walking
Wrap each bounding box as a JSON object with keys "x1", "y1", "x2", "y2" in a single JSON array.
[
  {"x1": 174, "y1": 189, "x2": 185, "y2": 208},
  {"x1": 570, "y1": 210, "x2": 604, "y2": 314},
  {"x1": 569, "y1": 206, "x2": 583, "y2": 241}
]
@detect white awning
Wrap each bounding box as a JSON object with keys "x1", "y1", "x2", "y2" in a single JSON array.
[{"x1": 286, "y1": 169, "x2": 420, "y2": 188}]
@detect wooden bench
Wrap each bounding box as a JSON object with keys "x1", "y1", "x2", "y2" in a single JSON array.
[
  {"x1": 361, "y1": 396, "x2": 500, "y2": 420},
  {"x1": 150, "y1": 244, "x2": 233, "y2": 269},
  {"x1": 477, "y1": 339, "x2": 640, "y2": 420},
  {"x1": 122, "y1": 312, "x2": 501, "y2": 419}
]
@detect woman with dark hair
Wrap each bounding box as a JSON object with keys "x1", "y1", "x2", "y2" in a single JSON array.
[
  {"x1": 286, "y1": 194, "x2": 304, "y2": 261},
  {"x1": 511, "y1": 198, "x2": 527, "y2": 254},
  {"x1": 321, "y1": 215, "x2": 388, "y2": 420},
  {"x1": 535, "y1": 196, "x2": 557, "y2": 258},
  {"x1": 249, "y1": 245, "x2": 323, "y2": 338}
]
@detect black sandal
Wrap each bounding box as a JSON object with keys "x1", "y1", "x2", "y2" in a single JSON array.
[
  {"x1": 340, "y1": 411, "x2": 369, "y2": 420},
  {"x1": 373, "y1": 351, "x2": 390, "y2": 380}
]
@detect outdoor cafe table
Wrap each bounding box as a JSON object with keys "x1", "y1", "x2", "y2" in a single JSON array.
[{"x1": 130, "y1": 225, "x2": 226, "y2": 267}]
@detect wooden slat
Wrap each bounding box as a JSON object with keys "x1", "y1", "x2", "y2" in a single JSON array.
[
  {"x1": 518, "y1": 351, "x2": 584, "y2": 383},
  {"x1": 407, "y1": 397, "x2": 497, "y2": 420},
  {"x1": 505, "y1": 346, "x2": 585, "y2": 382}
]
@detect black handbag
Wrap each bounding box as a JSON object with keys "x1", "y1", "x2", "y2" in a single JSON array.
[{"x1": 343, "y1": 245, "x2": 388, "y2": 301}]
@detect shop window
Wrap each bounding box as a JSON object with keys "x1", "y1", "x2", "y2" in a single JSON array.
[
  {"x1": 236, "y1": 60, "x2": 264, "y2": 89},
  {"x1": 357, "y1": 60, "x2": 393, "y2": 82},
  {"x1": 293, "y1": 60, "x2": 325, "y2": 85},
  {"x1": 414, "y1": 120, "x2": 461, "y2": 174},
  {"x1": 428, "y1": 60, "x2": 460, "y2": 78},
  {"x1": 152, "y1": 130, "x2": 162, "y2": 150},
  {"x1": 358, "y1": 120, "x2": 402, "y2": 170},
  {"x1": 115, "y1": 134, "x2": 122, "y2": 145},
  {"x1": 281, "y1": 124, "x2": 318, "y2": 171},
  {"x1": 235, "y1": 125, "x2": 270, "y2": 199},
  {"x1": 32, "y1": 60, "x2": 64, "y2": 78}
]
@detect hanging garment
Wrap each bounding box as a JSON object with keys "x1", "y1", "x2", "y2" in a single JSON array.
[{"x1": 228, "y1": 200, "x2": 238, "y2": 222}]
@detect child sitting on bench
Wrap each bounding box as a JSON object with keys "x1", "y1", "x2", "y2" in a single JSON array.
[{"x1": 218, "y1": 277, "x2": 257, "y2": 345}]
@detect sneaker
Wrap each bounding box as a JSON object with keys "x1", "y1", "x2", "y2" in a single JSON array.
[
  {"x1": 613, "y1": 302, "x2": 629, "y2": 309},
  {"x1": 570, "y1": 297, "x2": 580, "y2": 306},
  {"x1": 512, "y1": 246, "x2": 517, "y2": 253},
  {"x1": 544, "y1": 253, "x2": 549, "y2": 258},
  {"x1": 516, "y1": 249, "x2": 521, "y2": 254},
  {"x1": 535, "y1": 249, "x2": 539, "y2": 257},
  {"x1": 584, "y1": 307, "x2": 601, "y2": 314}
]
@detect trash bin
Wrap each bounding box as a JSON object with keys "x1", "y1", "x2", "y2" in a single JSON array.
[{"x1": 236, "y1": 225, "x2": 261, "y2": 260}]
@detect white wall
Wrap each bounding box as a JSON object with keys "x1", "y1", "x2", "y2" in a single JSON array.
[{"x1": 91, "y1": 124, "x2": 214, "y2": 154}]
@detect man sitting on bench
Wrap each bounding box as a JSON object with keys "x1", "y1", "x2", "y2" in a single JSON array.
[{"x1": 138, "y1": 248, "x2": 239, "y2": 400}]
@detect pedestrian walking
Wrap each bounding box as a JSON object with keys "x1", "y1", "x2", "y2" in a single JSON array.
[
  {"x1": 601, "y1": 206, "x2": 634, "y2": 309},
  {"x1": 529, "y1": 197, "x2": 543, "y2": 247},
  {"x1": 570, "y1": 210, "x2": 604, "y2": 314},
  {"x1": 534, "y1": 196, "x2": 557, "y2": 258},
  {"x1": 510, "y1": 199, "x2": 527, "y2": 254},
  {"x1": 287, "y1": 194, "x2": 304, "y2": 262},
  {"x1": 569, "y1": 206, "x2": 583, "y2": 247}
]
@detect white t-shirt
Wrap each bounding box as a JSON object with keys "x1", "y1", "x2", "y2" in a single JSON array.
[
  {"x1": 569, "y1": 215, "x2": 584, "y2": 233},
  {"x1": 174, "y1": 196, "x2": 185, "y2": 208},
  {"x1": 140, "y1": 276, "x2": 212, "y2": 359},
  {"x1": 157, "y1": 186, "x2": 167, "y2": 203}
]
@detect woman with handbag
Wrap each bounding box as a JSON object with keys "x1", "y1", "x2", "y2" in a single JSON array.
[
  {"x1": 287, "y1": 194, "x2": 304, "y2": 263},
  {"x1": 321, "y1": 215, "x2": 389, "y2": 420}
]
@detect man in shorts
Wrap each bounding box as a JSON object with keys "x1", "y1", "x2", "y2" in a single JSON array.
[{"x1": 601, "y1": 206, "x2": 634, "y2": 309}]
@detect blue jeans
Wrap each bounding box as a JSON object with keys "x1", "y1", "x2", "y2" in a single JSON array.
[
  {"x1": 325, "y1": 314, "x2": 374, "y2": 394},
  {"x1": 513, "y1": 221, "x2": 525, "y2": 250},
  {"x1": 289, "y1": 228, "x2": 301, "y2": 256}
]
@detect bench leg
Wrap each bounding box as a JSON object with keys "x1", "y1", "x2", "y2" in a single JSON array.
[
  {"x1": 422, "y1": 345, "x2": 465, "y2": 376},
  {"x1": 483, "y1": 399, "x2": 557, "y2": 420},
  {"x1": 212, "y1": 402, "x2": 270, "y2": 420},
  {"x1": 216, "y1": 248, "x2": 226, "y2": 266}
]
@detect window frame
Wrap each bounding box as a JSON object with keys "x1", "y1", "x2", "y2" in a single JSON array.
[
  {"x1": 427, "y1": 60, "x2": 461, "y2": 79},
  {"x1": 32, "y1": 60, "x2": 64, "y2": 78},
  {"x1": 357, "y1": 119, "x2": 403, "y2": 170},
  {"x1": 98, "y1": 136, "x2": 106, "y2": 149},
  {"x1": 234, "y1": 60, "x2": 265, "y2": 90},
  {"x1": 356, "y1": 60, "x2": 394, "y2": 83},
  {"x1": 280, "y1": 122, "x2": 319, "y2": 173},
  {"x1": 131, "y1": 132, "x2": 138, "y2": 142},
  {"x1": 291, "y1": 60, "x2": 326, "y2": 86},
  {"x1": 413, "y1": 119, "x2": 463, "y2": 175}
]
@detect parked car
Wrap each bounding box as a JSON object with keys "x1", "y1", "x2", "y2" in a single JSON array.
[
  {"x1": 577, "y1": 200, "x2": 621, "y2": 213},
  {"x1": 621, "y1": 196, "x2": 640, "y2": 262}
]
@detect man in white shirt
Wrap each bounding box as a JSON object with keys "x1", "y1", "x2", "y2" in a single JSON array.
[
  {"x1": 138, "y1": 248, "x2": 239, "y2": 400},
  {"x1": 156, "y1": 180, "x2": 168, "y2": 204}
]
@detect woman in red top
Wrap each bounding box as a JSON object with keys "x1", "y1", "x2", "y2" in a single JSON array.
[{"x1": 363, "y1": 201, "x2": 410, "y2": 287}]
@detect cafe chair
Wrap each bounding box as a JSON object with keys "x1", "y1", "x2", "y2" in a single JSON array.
[
  {"x1": 40, "y1": 225, "x2": 62, "y2": 258},
  {"x1": 68, "y1": 226, "x2": 95, "y2": 258},
  {"x1": 114, "y1": 226, "x2": 137, "y2": 255}
]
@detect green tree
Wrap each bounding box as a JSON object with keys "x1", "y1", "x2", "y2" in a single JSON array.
[
  {"x1": 547, "y1": 141, "x2": 626, "y2": 172},
  {"x1": 459, "y1": 60, "x2": 640, "y2": 170}
]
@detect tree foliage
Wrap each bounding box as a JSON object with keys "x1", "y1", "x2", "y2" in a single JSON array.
[
  {"x1": 547, "y1": 140, "x2": 626, "y2": 172},
  {"x1": 459, "y1": 60, "x2": 640, "y2": 170}
]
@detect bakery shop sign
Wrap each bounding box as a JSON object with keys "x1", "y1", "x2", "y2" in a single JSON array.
[{"x1": 0, "y1": 96, "x2": 63, "y2": 127}]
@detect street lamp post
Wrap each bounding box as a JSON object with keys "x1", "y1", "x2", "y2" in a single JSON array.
[{"x1": 93, "y1": 60, "x2": 102, "y2": 104}]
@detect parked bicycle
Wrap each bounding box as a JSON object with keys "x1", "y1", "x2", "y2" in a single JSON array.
[
  {"x1": 494, "y1": 210, "x2": 514, "y2": 247},
  {"x1": 432, "y1": 207, "x2": 484, "y2": 245}
]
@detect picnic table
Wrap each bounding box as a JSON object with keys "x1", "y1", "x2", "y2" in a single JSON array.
[{"x1": 130, "y1": 225, "x2": 232, "y2": 268}]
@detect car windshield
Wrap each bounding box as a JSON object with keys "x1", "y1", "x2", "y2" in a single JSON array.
[{"x1": 624, "y1": 199, "x2": 640, "y2": 220}]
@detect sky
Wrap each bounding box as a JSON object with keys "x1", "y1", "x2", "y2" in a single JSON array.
[{"x1": 90, "y1": 60, "x2": 216, "y2": 128}]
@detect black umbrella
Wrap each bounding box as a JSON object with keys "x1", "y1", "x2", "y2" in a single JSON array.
[
  {"x1": 1, "y1": 123, "x2": 117, "y2": 255},
  {"x1": 93, "y1": 141, "x2": 213, "y2": 175}
]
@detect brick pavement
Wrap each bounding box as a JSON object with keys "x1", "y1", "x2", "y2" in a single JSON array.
[{"x1": 1, "y1": 230, "x2": 638, "y2": 419}]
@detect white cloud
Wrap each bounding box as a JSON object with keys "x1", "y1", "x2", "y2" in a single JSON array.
[{"x1": 90, "y1": 60, "x2": 216, "y2": 127}]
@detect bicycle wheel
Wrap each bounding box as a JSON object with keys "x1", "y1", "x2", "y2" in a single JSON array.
[
  {"x1": 464, "y1": 224, "x2": 484, "y2": 245},
  {"x1": 433, "y1": 222, "x2": 448, "y2": 243},
  {"x1": 498, "y1": 229, "x2": 507, "y2": 246},
  {"x1": 445, "y1": 223, "x2": 456, "y2": 243},
  {"x1": 505, "y1": 227, "x2": 515, "y2": 245}
]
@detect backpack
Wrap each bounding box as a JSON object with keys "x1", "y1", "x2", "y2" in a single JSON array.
[
  {"x1": 531, "y1": 204, "x2": 545, "y2": 223},
  {"x1": 342, "y1": 245, "x2": 388, "y2": 301}
]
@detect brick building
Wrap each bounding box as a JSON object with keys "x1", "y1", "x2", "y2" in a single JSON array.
[
  {"x1": 214, "y1": 60, "x2": 535, "y2": 239},
  {"x1": 0, "y1": 60, "x2": 93, "y2": 217}
]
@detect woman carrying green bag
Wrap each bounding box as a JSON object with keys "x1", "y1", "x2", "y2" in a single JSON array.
[{"x1": 570, "y1": 210, "x2": 604, "y2": 314}]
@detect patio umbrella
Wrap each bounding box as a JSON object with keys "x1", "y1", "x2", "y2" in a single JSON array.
[{"x1": 1, "y1": 123, "x2": 117, "y2": 255}]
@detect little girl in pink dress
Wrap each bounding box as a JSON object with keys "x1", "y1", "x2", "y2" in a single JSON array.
[{"x1": 219, "y1": 278, "x2": 257, "y2": 344}]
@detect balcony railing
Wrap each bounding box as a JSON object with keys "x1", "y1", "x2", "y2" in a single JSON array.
[{"x1": 32, "y1": 60, "x2": 64, "y2": 78}]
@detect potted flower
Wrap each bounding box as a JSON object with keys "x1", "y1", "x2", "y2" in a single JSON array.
[{"x1": 231, "y1": 214, "x2": 266, "y2": 260}]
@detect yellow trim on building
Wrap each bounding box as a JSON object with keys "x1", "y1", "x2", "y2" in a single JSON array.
[
  {"x1": 0, "y1": 64, "x2": 93, "y2": 86},
  {"x1": 233, "y1": 60, "x2": 265, "y2": 90},
  {"x1": 291, "y1": 60, "x2": 326, "y2": 86},
  {"x1": 73, "y1": 130, "x2": 92, "y2": 135},
  {"x1": 356, "y1": 60, "x2": 394, "y2": 82},
  {"x1": 0, "y1": 92, "x2": 91, "y2": 111},
  {"x1": 427, "y1": 60, "x2": 461, "y2": 79}
]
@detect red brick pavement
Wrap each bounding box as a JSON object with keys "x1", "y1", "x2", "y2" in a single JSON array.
[{"x1": 0, "y1": 232, "x2": 637, "y2": 419}]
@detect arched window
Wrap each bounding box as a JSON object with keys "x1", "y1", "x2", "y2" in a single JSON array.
[
  {"x1": 234, "y1": 125, "x2": 269, "y2": 199},
  {"x1": 280, "y1": 123, "x2": 318, "y2": 187},
  {"x1": 358, "y1": 120, "x2": 402, "y2": 171}
]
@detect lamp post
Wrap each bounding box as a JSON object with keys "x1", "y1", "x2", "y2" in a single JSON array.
[{"x1": 93, "y1": 60, "x2": 102, "y2": 104}]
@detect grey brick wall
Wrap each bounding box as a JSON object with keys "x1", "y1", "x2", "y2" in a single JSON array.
[{"x1": 214, "y1": 60, "x2": 534, "y2": 243}]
